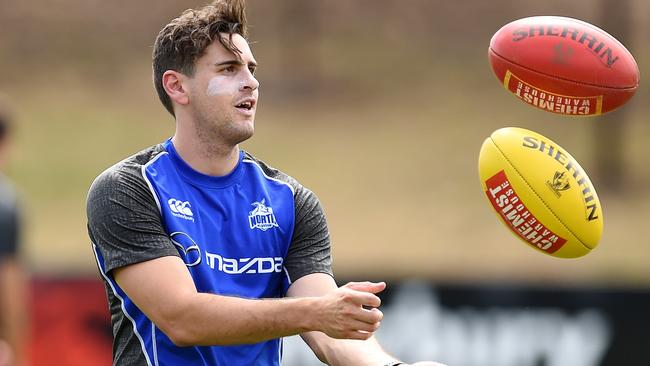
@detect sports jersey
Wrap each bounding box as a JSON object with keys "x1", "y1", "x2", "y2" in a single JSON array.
[
  {"x1": 0, "y1": 173, "x2": 19, "y2": 259},
  {"x1": 87, "y1": 139, "x2": 333, "y2": 366}
]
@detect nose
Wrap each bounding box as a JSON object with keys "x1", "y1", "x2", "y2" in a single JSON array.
[{"x1": 240, "y1": 70, "x2": 259, "y2": 91}]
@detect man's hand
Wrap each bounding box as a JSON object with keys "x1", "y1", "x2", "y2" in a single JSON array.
[{"x1": 315, "y1": 281, "x2": 385, "y2": 340}]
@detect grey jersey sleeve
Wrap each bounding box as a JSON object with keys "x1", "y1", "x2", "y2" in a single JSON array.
[
  {"x1": 87, "y1": 151, "x2": 179, "y2": 274},
  {"x1": 0, "y1": 191, "x2": 19, "y2": 258},
  {"x1": 284, "y1": 185, "x2": 333, "y2": 283}
]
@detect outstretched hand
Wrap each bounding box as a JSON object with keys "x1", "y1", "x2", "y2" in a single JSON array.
[{"x1": 316, "y1": 281, "x2": 386, "y2": 340}]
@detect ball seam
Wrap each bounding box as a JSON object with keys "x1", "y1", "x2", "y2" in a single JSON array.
[{"x1": 490, "y1": 137, "x2": 592, "y2": 252}]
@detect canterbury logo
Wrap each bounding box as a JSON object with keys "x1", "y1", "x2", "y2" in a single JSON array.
[{"x1": 168, "y1": 198, "x2": 194, "y2": 221}]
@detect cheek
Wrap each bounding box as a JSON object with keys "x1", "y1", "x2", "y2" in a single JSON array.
[{"x1": 206, "y1": 76, "x2": 237, "y2": 97}]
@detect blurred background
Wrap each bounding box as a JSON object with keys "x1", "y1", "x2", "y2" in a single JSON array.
[{"x1": 1, "y1": 0, "x2": 649, "y2": 365}]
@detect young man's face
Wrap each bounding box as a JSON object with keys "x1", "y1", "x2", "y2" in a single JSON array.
[{"x1": 185, "y1": 33, "x2": 259, "y2": 146}]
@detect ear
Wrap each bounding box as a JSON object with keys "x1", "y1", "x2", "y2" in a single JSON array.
[{"x1": 162, "y1": 70, "x2": 190, "y2": 107}]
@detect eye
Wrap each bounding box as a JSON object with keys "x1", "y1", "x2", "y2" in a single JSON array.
[
  {"x1": 249, "y1": 67, "x2": 257, "y2": 76},
  {"x1": 222, "y1": 65, "x2": 236, "y2": 73}
]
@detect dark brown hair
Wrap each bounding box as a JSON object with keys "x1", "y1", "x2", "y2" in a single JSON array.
[{"x1": 152, "y1": 0, "x2": 248, "y2": 116}]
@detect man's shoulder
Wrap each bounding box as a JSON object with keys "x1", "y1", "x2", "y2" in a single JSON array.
[
  {"x1": 88, "y1": 144, "x2": 166, "y2": 199},
  {"x1": 241, "y1": 152, "x2": 323, "y2": 209},
  {"x1": 242, "y1": 151, "x2": 301, "y2": 193}
]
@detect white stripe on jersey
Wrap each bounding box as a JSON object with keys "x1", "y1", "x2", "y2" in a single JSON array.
[
  {"x1": 141, "y1": 151, "x2": 169, "y2": 213},
  {"x1": 243, "y1": 158, "x2": 296, "y2": 195},
  {"x1": 152, "y1": 323, "x2": 159, "y2": 366},
  {"x1": 92, "y1": 243, "x2": 154, "y2": 366}
]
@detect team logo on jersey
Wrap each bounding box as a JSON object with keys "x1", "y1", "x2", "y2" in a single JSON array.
[
  {"x1": 168, "y1": 198, "x2": 194, "y2": 222},
  {"x1": 248, "y1": 199, "x2": 278, "y2": 231},
  {"x1": 170, "y1": 231, "x2": 201, "y2": 267}
]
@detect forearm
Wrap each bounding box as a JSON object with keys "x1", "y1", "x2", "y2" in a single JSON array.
[
  {"x1": 0, "y1": 258, "x2": 28, "y2": 365},
  {"x1": 164, "y1": 293, "x2": 319, "y2": 346},
  {"x1": 116, "y1": 259, "x2": 383, "y2": 348},
  {"x1": 115, "y1": 256, "x2": 326, "y2": 347},
  {"x1": 302, "y1": 332, "x2": 399, "y2": 366}
]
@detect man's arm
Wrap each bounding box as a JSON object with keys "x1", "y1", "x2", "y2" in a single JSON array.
[
  {"x1": 0, "y1": 190, "x2": 27, "y2": 366},
  {"x1": 287, "y1": 273, "x2": 399, "y2": 365},
  {"x1": 287, "y1": 273, "x2": 447, "y2": 366},
  {"x1": 113, "y1": 256, "x2": 384, "y2": 346},
  {"x1": 0, "y1": 257, "x2": 28, "y2": 366}
]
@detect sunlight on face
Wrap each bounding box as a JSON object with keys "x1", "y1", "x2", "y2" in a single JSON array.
[{"x1": 187, "y1": 33, "x2": 259, "y2": 147}]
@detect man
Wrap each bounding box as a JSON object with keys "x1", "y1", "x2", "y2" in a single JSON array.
[
  {"x1": 0, "y1": 96, "x2": 28, "y2": 366},
  {"x1": 87, "y1": 1, "x2": 446, "y2": 365}
]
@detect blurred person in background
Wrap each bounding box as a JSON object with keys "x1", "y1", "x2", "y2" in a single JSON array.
[
  {"x1": 0, "y1": 96, "x2": 29, "y2": 366},
  {"x1": 86, "y1": 1, "x2": 445, "y2": 365}
]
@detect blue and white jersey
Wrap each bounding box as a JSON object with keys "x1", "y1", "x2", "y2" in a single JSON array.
[{"x1": 87, "y1": 140, "x2": 332, "y2": 366}]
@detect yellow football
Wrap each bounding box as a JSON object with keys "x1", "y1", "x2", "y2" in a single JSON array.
[{"x1": 478, "y1": 127, "x2": 603, "y2": 258}]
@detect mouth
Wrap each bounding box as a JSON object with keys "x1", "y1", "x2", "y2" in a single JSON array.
[{"x1": 235, "y1": 98, "x2": 256, "y2": 113}]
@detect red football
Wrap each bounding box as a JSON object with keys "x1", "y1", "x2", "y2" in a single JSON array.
[{"x1": 489, "y1": 16, "x2": 639, "y2": 116}]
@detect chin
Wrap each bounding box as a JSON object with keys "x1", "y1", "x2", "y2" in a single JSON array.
[
  {"x1": 230, "y1": 126, "x2": 255, "y2": 145},
  {"x1": 241, "y1": 125, "x2": 255, "y2": 138},
  {"x1": 240, "y1": 118, "x2": 255, "y2": 135}
]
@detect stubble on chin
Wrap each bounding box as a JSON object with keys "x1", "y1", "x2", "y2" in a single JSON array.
[{"x1": 194, "y1": 113, "x2": 254, "y2": 156}]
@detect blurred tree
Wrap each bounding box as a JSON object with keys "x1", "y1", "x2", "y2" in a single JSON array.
[{"x1": 594, "y1": 0, "x2": 631, "y2": 191}]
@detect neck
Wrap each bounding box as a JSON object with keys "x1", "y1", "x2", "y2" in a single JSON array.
[{"x1": 171, "y1": 125, "x2": 240, "y2": 177}]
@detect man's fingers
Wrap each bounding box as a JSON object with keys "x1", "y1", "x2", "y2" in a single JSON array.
[
  {"x1": 352, "y1": 307, "x2": 383, "y2": 324},
  {"x1": 335, "y1": 329, "x2": 375, "y2": 341},
  {"x1": 347, "y1": 318, "x2": 381, "y2": 333},
  {"x1": 346, "y1": 290, "x2": 382, "y2": 308},
  {"x1": 344, "y1": 281, "x2": 386, "y2": 294},
  {"x1": 341, "y1": 282, "x2": 385, "y2": 308}
]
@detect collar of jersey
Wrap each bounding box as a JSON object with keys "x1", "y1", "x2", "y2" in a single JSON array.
[{"x1": 163, "y1": 139, "x2": 245, "y2": 189}]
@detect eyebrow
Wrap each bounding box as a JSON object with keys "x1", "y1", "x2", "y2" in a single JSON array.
[{"x1": 214, "y1": 59, "x2": 258, "y2": 67}]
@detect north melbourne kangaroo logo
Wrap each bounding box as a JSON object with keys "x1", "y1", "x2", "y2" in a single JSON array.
[
  {"x1": 168, "y1": 198, "x2": 194, "y2": 221},
  {"x1": 248, "y1": 199, "x2": 278, "y2": 231}
]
